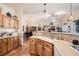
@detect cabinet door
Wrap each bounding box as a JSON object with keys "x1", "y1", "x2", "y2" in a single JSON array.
[
  {"x1": 0, "y1": 13, "x2": 3, "y2": 27},
  {"x1": 29, "y1": 38, "x2": 36, "y2": 55},
  {"x1": 3, "y1": 15, "x2": 10, "y2": 28},
  {"x1": 14, "y1": 19, "x2": 19, "y2": 29},
  {"x1": 7, "y1": 37, "x2": 13, "y2": 51},
  {"x1": 0, "y1": 39, "x2": 8, "y2": 55},
  {"x1": 17, "y1": 36, "x2": 21, "y2": 46},
  {"x1": 13, "y1": 36, "x2": 19, "y2": 49},
  {"x1": 36, "y1": 39, "x2": 43, "y2": 56},
  {"x1": 43, "y1": 41, "x2": 54, "y2": 56},
  {"x1": 10, "y1": 18, "x2": 14, "y2": 28}
]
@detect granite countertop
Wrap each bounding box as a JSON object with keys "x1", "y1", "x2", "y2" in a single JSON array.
[
  {"x1": 0, "y1": 35, "x2": 19, "y2": 39},
  {"x1": 42, "y1": 31, "x2": 79, "y2": 36},
  {"x1": 30, "y1": 36, "x2": 79, "y2": 56}
]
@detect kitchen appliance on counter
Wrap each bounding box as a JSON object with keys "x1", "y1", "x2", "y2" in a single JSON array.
[
  {"x1": 0, "y1": 31, "x2": 18, "y2": 37},
  {"x1": 0, "y1": 32, "x2": 7, "y2": 37},
  {"x1": 71, "y1": 39, "x2": 79, "y2": 52},
  {"x1": 72, "y1": 40, "x2": 79, "y2": 45}
]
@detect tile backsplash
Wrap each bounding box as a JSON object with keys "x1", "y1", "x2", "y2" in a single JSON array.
[{"x1": 0, "y1": 28, "x2": 16, "y2": 33}]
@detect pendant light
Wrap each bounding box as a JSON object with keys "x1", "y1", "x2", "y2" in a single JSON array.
[
  {"x1": 69, "y1": 3, "x2": 73, "y2": 20},
  {"x1": 43, "y1": 3, "x2": 47, "y2": 16}
]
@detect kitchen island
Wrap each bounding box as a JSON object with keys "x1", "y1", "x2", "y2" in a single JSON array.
[{"x1": 29, "y1": 36, "x2": 79, "y2": 56}]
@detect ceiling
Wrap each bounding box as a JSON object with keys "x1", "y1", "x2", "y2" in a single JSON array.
[{"x1": 3, "y1": 3, "x2": 79, "y2": 15}]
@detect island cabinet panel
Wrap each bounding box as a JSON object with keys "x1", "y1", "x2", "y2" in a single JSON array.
[
  {"x1": 7, "y1": 37, "x2": 14, "y2": 51},
  {"x1": 36, "y1": 39, "x2": 44, "y2": 56},
  {"x1": 0, "y1": 13, "x2": 3, "y2": 27},
  {"x1": 3, "y1": 15, "x2": 10, "y2": 28},
  {"x1": 29, "y1": 38, "x2": 54, "y2": 56},
  {"x1": 29, "y1": 38, "x2": 37, "y2": 55},
  {"x1": 43, "y1": 41, "x2": 54, "y2": 56},
  {"x1": 0, "y1": 39, "x2": 8, "y2": 55}
]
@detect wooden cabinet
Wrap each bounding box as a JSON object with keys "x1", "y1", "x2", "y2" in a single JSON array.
[
  {"x1": 36, "y1": 39, "x2": 43, "y2": 56},
  {"x1": 14, "y1": 19, "x2": 19, "y2": 29},
  {"x1": 29, "y1": 38, "x2": 54, "y2": 56},
  {"x1": 3, "y1": 15, "x2": 10, "y2": 28},
  {"x1": 10, "y1": 18, "x2": 14, "y2": 28},
  {"x1": 43, "y1": 41, "x2": 54, "y2": 56},
  {"x1": 0, "y1": 39, "x2": 8, "y2": 55},
  {"x1": 0, "y1": 13, "x2": 3, "y2": 27},
  {"x1": 0, "y1": 13, "x2": 19, "y2": 29},
  {"x1": 7, "y1": 37, "x2": 14, "y2": 51},
  {"x1": 29, "y1": 38, "x2": 36, "y2": 55},
  {"x1": 13, "y1": 36, "x2": 19, "y2": 49},
  {"x1": 0, "y1": 36, "x2": 20, "y2": 55}
]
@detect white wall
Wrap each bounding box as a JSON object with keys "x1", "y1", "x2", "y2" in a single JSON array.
[
  {"x1": 0, "y1": 4, "x2": 16, "y2": 16},
  {"x1": 23, "y1": 14, "x2": 51, "y2": 28}
]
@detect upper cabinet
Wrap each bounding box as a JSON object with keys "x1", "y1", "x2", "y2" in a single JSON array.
[
  {"x1": 0, "y1": 13, "x2": 19, "y2": 29},
  {"x1": 0, "y1": 13, "x2": 3, "y2": 27},
  {"x1": 10, "y1": 18, "x2": 15, "y2": 28},
  {"x1": 14, "y1": 19, "x2": 19, "y2": 29},
  {"x1": 3, "y1": 15, "x2": 10, "y2": 28}
]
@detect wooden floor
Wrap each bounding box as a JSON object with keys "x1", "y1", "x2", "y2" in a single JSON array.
[{"x1": 5, "y1": 40, "x2": 30, "y2": 56}]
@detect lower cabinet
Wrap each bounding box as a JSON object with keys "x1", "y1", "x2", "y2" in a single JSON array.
[
  {"x1": 0, "y1": 36, "x2": 20, "y2": 55},
  {"x1": 0, "y1": 39, "x2": 8, "y2": 55},
  {"x1": 43, "y1": 41, "x2": 54, "y2": 56},
  {"x1": 29, "y1": 38, "x2": 36, "y2": 55},
  {"x1": 36, "y1": 39, "x2": 44, "y2": 56},
  {"x1": 7, "y1": 37, "x2": 14, "y2": 51},
  {"x1": 29, "y1": 38, "x2": 54, "y2": 56},
  {"x1": 13, "y1": 36, "x2": 19, "y2": 49}
]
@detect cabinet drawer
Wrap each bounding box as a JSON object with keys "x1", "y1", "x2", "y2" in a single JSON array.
[
  {"x1": 44, "y1": 41, "x2": 52, "y2": 49},
  {"x1": 30, "y1": 38, "x2": 36, "y2": 43},
  {"x1": 3, "y1": 38, "x2": 8, "y2": 43}
]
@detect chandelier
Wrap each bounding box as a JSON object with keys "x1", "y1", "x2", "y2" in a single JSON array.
[
  {"x1": 43, "y1": 3, "x2": 47, "y2": 15},
  {"x1": 69, "y1": 3, "x2": 73, "y2": 20}
]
